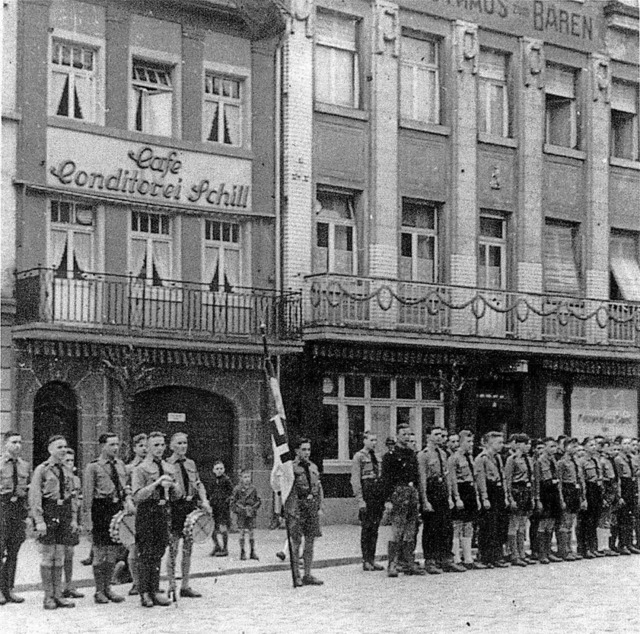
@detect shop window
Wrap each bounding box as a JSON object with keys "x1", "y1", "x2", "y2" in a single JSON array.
[
  {"x1": 545, "y1": 65, "x2": 579, "y2": 149},
  {"x1": 204, "y1": 74, "x2": 243, "y2": 146},
  {"x1": 478, "y1": 49, "x2": 510, "y2": 137},
  {"x1": 315, "y1": 11, "x2": 360, "y2": 108},
  {"x1": 50, "y1": 40, "x2": 97, "y2": 122},
  {"x1": 610, "y1": 231, "x2": 640, "y2": 301},
  {"x1": 543, "y1": 221, "x2": 581, "y2": 295},
  {"x1": 204, "y1": 220, "x2": 241, "y2": 292},
  {"x1": 130, "y1": 211, "x2": 172, "y2": 286},
  {"x1": 478, "y1": 215, "x2": 507, "y2": 290},
  {"x1": 130, "y1": 61, "x2": 173, "y2": 136},
  {"x1": 400, "y1": 36, "x2": 440, "y2": 124},
  {"x1": 314, "y1": 189, "x2": 357, "y2": 275},
  {"x1": 50, "y1": 201, "x2": 95, "y2": 278},
  {"x1": 611, "y1": 81, "x2": 639, "y2": 161},
  {"x1": 400, "y1": 200, "x2": 438, "y2": 283}
]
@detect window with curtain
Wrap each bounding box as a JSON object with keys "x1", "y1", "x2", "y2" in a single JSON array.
[
  {"x1": 400, "y1": 36, "x2": 440, "y2": 124},
  {"x1": 610, "y1": 231, "x2": 640, "y2": 301},
  {"x1": 314, "y1": 189, "x2": 357, "y2": 275},
  {"x1": 204, "y1": 74, "x2": 242, "y2": 146},
  {"x1": 543, "y1": 221, "x2": 581, "y2": 295},
  {"x1": 130, "y1": 211, "x2": 172, "y2": 286},
  {"x1": 315, "y1": 11, "x2": 360, "y2": 108},
  {"x1": 204, "y1": 220, "x2": 241, "y2": 292},
  {"x1": 611, "y1": 81, "x2": 639, "y2": 161},
  {"x1": 49, "y1": 201, "x2": 95, "y2": 278},
  {"x1": 400, "y1": 200, "x2": 438, "y2": 282},
  {"x1": 478, "y1": 215, "x2": 507, "y2": 289},
  {"x1": 478, "y1": 49, "x2": 510, "y2": 137},
  {"x1": 545, "y1": 65, "x2": 579, "y2": 148},
  {"x1": 50, "y1": 41, "x2": 97, "y2": 122},
  {"x1": 130, "y1": 62, "x2": 173, "y2": 136}
]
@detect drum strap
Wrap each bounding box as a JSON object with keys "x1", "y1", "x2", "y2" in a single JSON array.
[{"x1": 109, "y1": 461, "x2": 124, "y2": 501}]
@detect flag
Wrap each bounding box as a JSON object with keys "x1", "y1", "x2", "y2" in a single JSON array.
[{"x1": 266, "y1": 360, "x2": 295, "y2": 505}]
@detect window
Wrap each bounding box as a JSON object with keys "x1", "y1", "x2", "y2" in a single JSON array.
[
  {"x1": 400, "y1": 36, "x2": 440, "y2": 124},
  {"x1": 543, "y1": 221, "x2": 581, "y2": 295},
  {"x1": 611, "y1": 81, "x2": 639, "y2": 161},
  {"x1": 321, "y1": 375, "x2": 443, "y2": 461},
  {"x1": 315, "y1": 11, "x2": 360, "y2": 108},
  {"x1": 130, "y1": 62, "x2": 173, "y2": 136},
  {"x1": 478, "y1": 215, "x2": 506, "y2": 289},
  {"x1": 314, "y1": 189, "x2": 357, "y2": 275},
  {"x1": 50, "y1": 40, "x2": 96, "y2": 122},
  {"x1": 400, "y1": 200, "x2": 438, "y2": 282},
  {"x1": 478, "y1": 50, "x2": 509, "y2": 137},
  {"x1": 546, "y1": 65, "x2": 579, "y2": 148},
  {"x1": 204, "y1": 220, "x2": 241, "y2": 292},
  {"x1": 610, "y1": 231, "x2": 640, "y2": 301},
  {"x1": 50, "y1": 201, "x2": 95, "y2": 278},
  {"x1": 204, "y1": 74, "x2": 242, "y2": 146},
  {"x1": 130, "y1": 211, "x2": 172, "y2": 285}
]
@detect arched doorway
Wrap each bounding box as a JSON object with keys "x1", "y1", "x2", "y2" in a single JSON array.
[
  {"x1": 33, "y1": 382, "x2": 79, "y2": 469},
  {"x1": 132, "y1": 387, "x2": 235, "y2": 490}
]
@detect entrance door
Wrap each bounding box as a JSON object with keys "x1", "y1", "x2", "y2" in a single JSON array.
[
  {"x1": 132, "y1": 387, "x2": 235, "y2": 490},
  {"x1": 33, "y1": 382, "x2": 79, "y2": 469}
]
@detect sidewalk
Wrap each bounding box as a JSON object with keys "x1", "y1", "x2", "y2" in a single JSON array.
[{"x1": 14, "y1": 523, "x2": 385, "y2": 592}]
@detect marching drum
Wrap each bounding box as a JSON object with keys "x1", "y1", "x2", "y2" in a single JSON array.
[
  {"x1": 109, "y1": 510, "x2": 136, "y2": 547},
  {"x1": 183, "y1": 509, "x2": 214, "y2": 544}
]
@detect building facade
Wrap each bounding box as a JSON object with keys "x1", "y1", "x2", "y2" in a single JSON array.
[
  {"x1": 7, "y1": 0, "x2": 299, "y2": 518},
  {"x1": 277, "y1": 0, "x2": 640, "y2": 521}
]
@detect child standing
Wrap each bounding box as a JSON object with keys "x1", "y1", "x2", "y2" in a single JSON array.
[
  {"x1": 206, "y1": 461, "x2": 233, "y2": 557},
  {"x1": 231, "y1": 470, "x2": 262, "y2": 560}
]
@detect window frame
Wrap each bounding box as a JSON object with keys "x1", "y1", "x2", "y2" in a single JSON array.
[
  {"x1": 610, "y1": 80, "x2": 639, "y2": 162},
  {"x1": 543, "y1": 219, "x2": 583, "y2": 296},
  {"x1": 202, "y1": 219, "x2": 245, "y2": 292},
  {"x1": 400, "y1": 34, "x2": 441, "y2": 125},
  {"x1": 399, "y1": 199, "x2": 439, "y2": 283},
  {"x1": 478, "y1": 213, "x2": 507, "y2": 291},
  {"x1": 48, "y1": 31, "x2": 104, "y2": 125},
  {"x1": 545, "y1": 64, "x2": 580, "y2": 149},
  {"x1": 129, "y1": 210, "x2": 175, "y2": 287},
  {"x1": 478, "y1": 48, "x2": 510, "y2": 138}
]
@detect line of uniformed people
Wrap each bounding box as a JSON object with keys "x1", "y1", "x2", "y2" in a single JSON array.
[{"x1": 351, "y1": 427, "x2": 640, "y2": 576}]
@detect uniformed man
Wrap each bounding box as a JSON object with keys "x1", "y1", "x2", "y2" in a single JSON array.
[
  {"x1": 125, "y1": 433, "x2": 147, "y2": 596},
  {"x1": 448, "y1": 430, "x2": 484, "y2": 570},
  {"x1": 578, "y1": 437, "x2": 603, "y2": 558},
  {"x1": 615, "y1": 437, "x2": 640, "y2": 555},
  {"x1": 29, "y1": 435, "x2": 79, "y2": 609},
  {"x1": 60, "y1": 448, "x2": 84, "y2": 600},
  {"x1": 419, "y1": 426, "x2": 464, "y2": 574},
  {"x1": 597, "y1": 438, "x2": 621, "y2": 556},
  {"x1": 131, "y1": 432, "x2": 176, "y2": 607},
  {"x1": 381, "y1": 424, "x2": 422, "y2": 577},
  {"x1": 0, "y1": 432, "x2": 30, "y2": 605},
  {"x1": 84, "y1": 433, "x2": 132, "y2": 604},
  {"x1": 504, "y1": 434, "x2": 535, "y2": 566},
  {"x1": 286, "y1": 437, "x2": 324, "y2": 586},
  {"x1": 474, "y1": 431, "x2": 509, "y2": 568},
  {"x1": 166, "y1": 432, "x2": 212, "y2": 597},
  {"x1": 350, "y1": 431, "x2": 384, "y2": 571},
  {"x1": 557, "y1": 438, "x2": 586, "y2": 561}
]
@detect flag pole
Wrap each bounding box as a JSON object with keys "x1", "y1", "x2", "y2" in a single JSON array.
[{"x1": 260, "y1": 323, "x2": 299, "y2": 589}]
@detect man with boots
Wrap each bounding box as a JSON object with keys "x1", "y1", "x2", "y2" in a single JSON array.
[
  {"x1": 0, "y1": 431, "x2": 30, "y2": 605},
  {"x1": 125, "y1": 433, "x2": 147, "y2": 595},
  {"x1": 29, "y1": 435, "x2": 78, "y2": 609},
  {"x1": 557, "y1": 438, "x2": 586, "y2": 561},
  {"x1": 351, "y1": 431, "x2": 385, "y2": 571},
  {"x1": 597, "y1": 438, "x2": 621, "y2": 556},
  {"x1": 167, "y1": 432, "x2": 212, "y2": 597},
  {"x1": 131, "y1": 432, "x2": 175, "y2": 607},
  {"x1": 419, "y1": 426, "x2": 465, "y2": 574},
  {"x1": 578, "y1": 437, "x2": 603, "y2": 558},
  {"x1": 84, "y1": 433, "x2": 131, "y2": 604},
  {"x1": 615, "y1": 437, "x2": 640, "y2": 555},
  {"x1": 381, "y1": 424, "x2": 423, "y2": 577}
]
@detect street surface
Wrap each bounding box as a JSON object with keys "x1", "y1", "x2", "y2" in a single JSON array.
[{"x1": 2, "y1": 551, "x2": 638, "y2": 634}]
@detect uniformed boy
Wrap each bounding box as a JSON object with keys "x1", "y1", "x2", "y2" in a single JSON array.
[
  {"x1": 84, "y1": 433, "x2": 132, "y2": 604},
  {"x1": 557, "y1": 438, "x2": 586, "y2": 560},
  {"x1": 125, "y1": 433, "x2": 147, "y2": 596},
  {"x1": 60, "y1": 449, "x2": 84, "y2": 600},
  {"x1": 578, "y1": 437, "x2": 603, "y2": 558},
  {"x1": 231, "y1": 469, "x2": 262, "y2": 561},
  {"x1": 29, "y1": 435, "x2": 79, "y2": 609},
  {"x1": 0, "y1": 431, "x2": 30, "y2": 604},
  {"x1": 597, "y1": 438, "x2": 621, "y2": 556},
  {"x1": 166, "y1": 433, "x2": 211, "y2": 597},
  {"x1": 615, "y1": 437, "x2": 640, "y2": 555},
  {"x1": 206, "y1": 461, "x2": 233, "y2": 557},
  {"x1": 351, "y1": 431, "x2": 384, "y2": 571}
]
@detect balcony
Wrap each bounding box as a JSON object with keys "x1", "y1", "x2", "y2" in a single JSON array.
[
  {"x1": 15, "y1": 268, "x2": 302, "y2": 345},
  {"x1": 305, "y1": 274, "x2": 640, "y2": 356}
]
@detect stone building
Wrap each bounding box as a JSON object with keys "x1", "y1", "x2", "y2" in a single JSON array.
[{"x1": 276, "y1": 0, "x2": 640, "y2": 521}]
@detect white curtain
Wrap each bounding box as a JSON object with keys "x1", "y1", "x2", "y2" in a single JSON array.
[
  {"x1": 72, "y1": 231, "x2": 93, "y2": 274},
  {"x1": 147, "y1": 91, "x2": 172, "y2": 136},
  {"x1": 130, "y1": 239, "x2": 147, "y2": 278},
  {"x1": 74, "y1": 74, "x2": 93, "y2": 121},
  {"x1": 50, "y1": 231, "x2": 68, "y2": 271},
  {"x1": 50, "y1": 71, "x2": 68, "y2": 116},
  {"x1": 204, "y1": 101, "x2": 219, "y2": 142},
  {"x1": 223, "y1": 104, "x2": 240, "y2": 145},
  {"x1": 225, "y1": 249, "x2": 240, "y2": 289},
  {"x1": 204, "y1": 245, "x2": 219, "y2": 287},
  {"x1": 152, "y1": 241, "x2": 171, "y2": 283}
]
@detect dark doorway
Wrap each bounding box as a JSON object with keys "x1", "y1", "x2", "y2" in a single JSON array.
[
  {"x1": 132, "y1": 386, "x2": 235, "y2": 490},
  {"x1": 475, "y1": 379, "x2": 522, "y2": 444},
  {"x1": 33, "y1": 382, "x2": 79, "y2": 469}
]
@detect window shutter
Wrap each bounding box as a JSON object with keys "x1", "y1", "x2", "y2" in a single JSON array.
[
  {"x1": 610, "y1": 233, "x2": 640, "y2": 301},
  {"x1": 544, "y1": 223, "x2": 581, "y2": 295},
  {"x1": 546, "y1": 65, "x2": 575, "y2": 99},
  {"x1": 479, "y1": 50, "x2": 506, "y2": 81},
  {"x1": 611, "y1": 82, "x2": 638, "y2": 114}
]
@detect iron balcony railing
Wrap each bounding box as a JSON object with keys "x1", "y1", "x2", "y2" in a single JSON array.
[
  {"x1": 305, "y1": 273, "x2": 640, "y2": 348},
  {"x1": 16, "y1": 268, "x2": 302, "y2": 341}
]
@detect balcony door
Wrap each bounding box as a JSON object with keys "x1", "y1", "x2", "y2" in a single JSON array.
[
  {"x1": 49, "y1": 201, "x2": 97, "y2": 323},
  {"x1": 478, "y1": 214, "x2": 508, "y2": 337}
]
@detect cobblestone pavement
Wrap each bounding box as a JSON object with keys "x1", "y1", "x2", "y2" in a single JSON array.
[{"x1": 2, "y1": 554, "x2": 638, "y2": 634}]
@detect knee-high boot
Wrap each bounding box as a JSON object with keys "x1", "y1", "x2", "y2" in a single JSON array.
[{"x1": 387, "y1": 542, "x2": 399, "y2": 578}]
